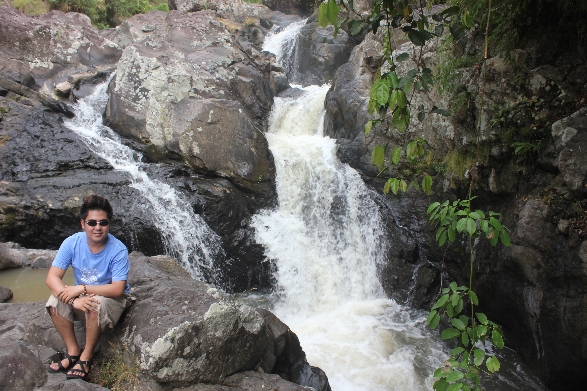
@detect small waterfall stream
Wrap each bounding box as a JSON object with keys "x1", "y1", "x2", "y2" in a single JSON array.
[{"x1": 63, "y1": 79, "x2": 222, "y2": 280}]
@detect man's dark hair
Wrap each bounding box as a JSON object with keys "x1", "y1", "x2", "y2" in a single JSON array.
[{"x1": 80, "y1": 195, "x2": 113, "y2": 221}]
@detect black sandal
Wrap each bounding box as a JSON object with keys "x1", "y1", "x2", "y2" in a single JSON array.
[
  {"x1": 66, "y1": 359, "x2": 92, "y2": 381},
  {"x1": 47, "y1": 351, "x2": 80, "y2": 373}
]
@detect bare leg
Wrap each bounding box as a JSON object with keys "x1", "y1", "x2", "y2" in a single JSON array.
[
  {"x1": 67, "y1": 309, "x2": 101, "y2": 378},
  {"x1": 48, "y1": 307, "x2": 81, "y2": 371}
]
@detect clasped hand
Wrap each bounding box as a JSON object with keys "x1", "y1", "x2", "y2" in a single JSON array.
[{"x1": 57, "y1": 285, "x2": 99, "y2": 313}]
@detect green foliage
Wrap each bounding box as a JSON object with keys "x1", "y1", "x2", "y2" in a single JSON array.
[
  {"x1": 427, "y1": 198, "x2": 509, "y2": 390},
  {"x1": 427, "y1": 198, "x2": 511, "y2": 247},
  {"x1": 12, "y1": 0, "x2": 50, "y2": 15},
  {"x1": 48, "y1": 0, "x2": 169, "y2": 28}
]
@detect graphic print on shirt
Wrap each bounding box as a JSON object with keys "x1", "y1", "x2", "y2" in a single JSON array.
[{"x1": 80, "y1": 267, "x2": 100, "y2": 284}]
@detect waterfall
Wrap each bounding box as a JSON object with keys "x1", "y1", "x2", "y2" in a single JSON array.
[
  {"x1": 263, "y1": 19, "x2": 306, "y2": 84},
  {"x1": 252, "y1": 24, "x2": 446, "y2": 391},
  {"x1": 63, "y1": 78, "x2": 222, "y2": 280}
]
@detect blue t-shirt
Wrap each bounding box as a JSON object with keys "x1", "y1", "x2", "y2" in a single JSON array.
[{"x1": 52, "y1": 232, "x2": 130, "y2": 294}]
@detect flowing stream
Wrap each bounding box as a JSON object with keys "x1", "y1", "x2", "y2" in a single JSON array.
[
  {"x1": 63, "y1": 79, "x2": 222, "y2": 280},
  {"x1": 250, "y1": 20, "x2": 548, "y2": 391}
]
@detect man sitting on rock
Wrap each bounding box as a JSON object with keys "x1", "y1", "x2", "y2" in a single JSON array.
[{"x1": 46, "y1": 194, "x2": 132, "y2": 380}]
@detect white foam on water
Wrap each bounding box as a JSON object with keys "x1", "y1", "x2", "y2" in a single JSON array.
[
  {"x1": 252, "y1": 84, "x2": 446, "y2": 390},
  {"x1": 63, "y1": 79, "x2": 222, "y2": 279}
]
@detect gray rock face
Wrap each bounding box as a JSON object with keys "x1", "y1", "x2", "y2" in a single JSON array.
[
  {"x1": 0, "y1": 5, "x2": 121, "y2": 100},
  {"x1": 0, "y1": 251, "x2": 330, "y2": 390},
  {"x1": 285, "y1": 19, "x2": 356, "y2": 86},
  {"x1": 552, "y1": 107, "x2": 587, "y2": 192},
  {"x1": 0, "y1": 342, "x2": 47, "y2": 390},
  {"x1": 103, "y1": 10, "x2": 276, "y2": 194}
]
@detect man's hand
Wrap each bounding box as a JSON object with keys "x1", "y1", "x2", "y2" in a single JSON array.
[
  {"x1": 71, "y1": 294, "x2": 100, "y2": 313},
  {"x1": 56, "y1": 285, "x2": 85, "y2": 304}
]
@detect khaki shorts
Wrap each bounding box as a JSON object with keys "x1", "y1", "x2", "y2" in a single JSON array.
[{"x1": 46, "y1": 293, "x2": 133, "y2": 331}]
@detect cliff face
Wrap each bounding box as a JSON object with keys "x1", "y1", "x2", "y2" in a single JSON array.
[{"x1": 323, "y1": 15, "x2": 587, "y2": 390}]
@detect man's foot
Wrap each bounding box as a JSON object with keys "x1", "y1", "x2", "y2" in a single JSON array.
[
  {"x1": 66, "y1": 359, "x2": 93, "y2": 381},
  {"x1": 48, "y1": 350, "x2": 81, "y2": 373}
]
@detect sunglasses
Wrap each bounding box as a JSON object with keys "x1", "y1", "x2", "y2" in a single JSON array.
[{"x1": 84, "y1": 219, "x2": 110, "y2": 227}]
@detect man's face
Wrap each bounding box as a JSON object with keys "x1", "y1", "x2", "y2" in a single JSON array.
[{"x1": 81, "y1": 209, "x2": 110, "y2": 246}]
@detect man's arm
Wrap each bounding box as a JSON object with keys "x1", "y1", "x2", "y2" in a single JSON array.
[
  {"x1": 84, "y1": 281, "x2": 126, "y2": 298},
  {"x1": 46, "y1": 266, "x2": 68, "y2": 298}
]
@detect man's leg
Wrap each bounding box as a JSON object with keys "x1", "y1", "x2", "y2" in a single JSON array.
[{"x1": 48, "y1": 306, "x2": 81, "y2": 371}]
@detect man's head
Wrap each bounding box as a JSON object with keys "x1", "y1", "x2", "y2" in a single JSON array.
[
  {"x1": 80, "y1": 195, "x2": 113, "y2": 246},
  {"x1": 80, "y1": 195, "x2": 113, "y2": 221}
]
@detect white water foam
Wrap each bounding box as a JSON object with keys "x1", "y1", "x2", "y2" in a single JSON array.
[
  {"x1": 63, "y1": 79, "x2": 222, "y2": 279},
  {"x1": 263, "y1": 19, "x2": 307, "y2": 83},
  {"x1": 251, "y1": 84, "x2": 446, "y2": 390}
]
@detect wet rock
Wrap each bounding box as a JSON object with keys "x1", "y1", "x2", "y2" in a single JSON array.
[
  {"x1": 0, "y1": 285, "x2": 12, "y2": 302},
  {"x1": 286, "y1": 18, "x2": 356, "y2": 86}
]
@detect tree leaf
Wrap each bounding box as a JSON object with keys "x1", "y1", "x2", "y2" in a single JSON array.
[
  {"x1": 364, "y1": 120, "x2": 373, "y2": 134},
  {"x1": 489, "y1": 217, "x2": 503, "y2": 231},
  {"x1": 438, "y1": 230, "x2": 447, "y2": 246},
  {"x1": 441, "y1": 328, "x2": 460, "y2": 340},
  {"x1": 445, "y1": 370, "x2": 464, "y2": 382},
  {"x1": 466, "y1": 218, "x2": 476, "y2": 236},
  {"x1": 447, "y1": 382, "x2": 463, "y2": 391},
  {"x1": 371, "y1": 144, "x2": 385, "y2": 169},
  {"x1": 451, "y1": 318, "x2": 466, "y2": 331},
  {"x1": 399, "y1": 179, "x2": 408, "y2": 192},
  {"x1": 374, "y1": 79, "x2": 391, "y2": 106},
  {"x1": 476, "y1": 312, "x2": 488, "y2": 325},
  {"x1": 469, "y1": 290, "x2": 479, "y2": 306},
  {"x1": 492, "y1": 329, "x2": 504, "y2": 349},
  {"x1": 500, "y1": 231, "x2": 511, "y2": 246},
  {"x1": 396, "y1": 52, "x2": 410, "y2": 62},
  {"x1": 384, "y1": 178, "x2": 391, "y2": 194},
  {"x1": 433, "y1": 294, "x2": 450, "y2": 309},
  {"x1": 473, "y1": 348, "x2": 485, "y2": 366},
  {"x1": 422, "y1": 175, "x2": 433, "y2": 195},
  {"x1": 430, "y1": 312, "x2": 441, "y2": 329},
  {"x1": 427, "y1": 202, "x2": 441, "y2": 215},
  {"x1": 390, "y1": 177, "x2": 400, "y2": 195},
  {"x1": 461, "y1": 330, "x2": 469, "y2": 347},
  {"x1": 450, "y1": 347, "x2": 465, "y2": 356},
  {"x1": 326, "y1": 0, "x2": 339, "y2": 26},
  {"x1": 456, "y1": 218, "x2": 467, "y2": 232},
  {"x1": 450, "y1": 281, "x2": 458, "y2": 292},
  {"x1": 408, "y1": 28, "x2": 426, "y2": 46},
  {"x1": 486, "y1": 356, "x2": 501, "y2": 373},
  {"x1": 349, "y1": 20, "x2": 366, "y2": 35},
  {"x1": 318, "y1": 3, "x2": 329, "y2": 27},
  {"x1": 434, "y1": 379, "x2": 449, "y2": 391},
  {"x1": 454, "y1": 297, "x2": 464, "y2": 314},
  {"x1": 451, "y1": 292, "x2": 460, "y2": 307},
  {"x1": 390, "y1": 146, "x2": 402, "y2": 165}
]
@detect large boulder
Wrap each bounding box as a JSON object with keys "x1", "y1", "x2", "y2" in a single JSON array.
[
  {"x1": 102, "y1": 10, "x2": 276, "y2": 194},
  {"x1": 0, "y1": 251, "x2": 331, "y2": 390},
  {"x1": 0, "y1": 5, "x2": 121, "y2": 100}
]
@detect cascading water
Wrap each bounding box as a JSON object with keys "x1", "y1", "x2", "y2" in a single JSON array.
[
  {"x1": 253, "y1": 20, "x2": 548, "y2": 391},
  {"x1": 252, "y1": 24, "x2": 447, "y2": 391},
  {"x1": 63, "y1": 77, "x2": 222, "y2": 280}
]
